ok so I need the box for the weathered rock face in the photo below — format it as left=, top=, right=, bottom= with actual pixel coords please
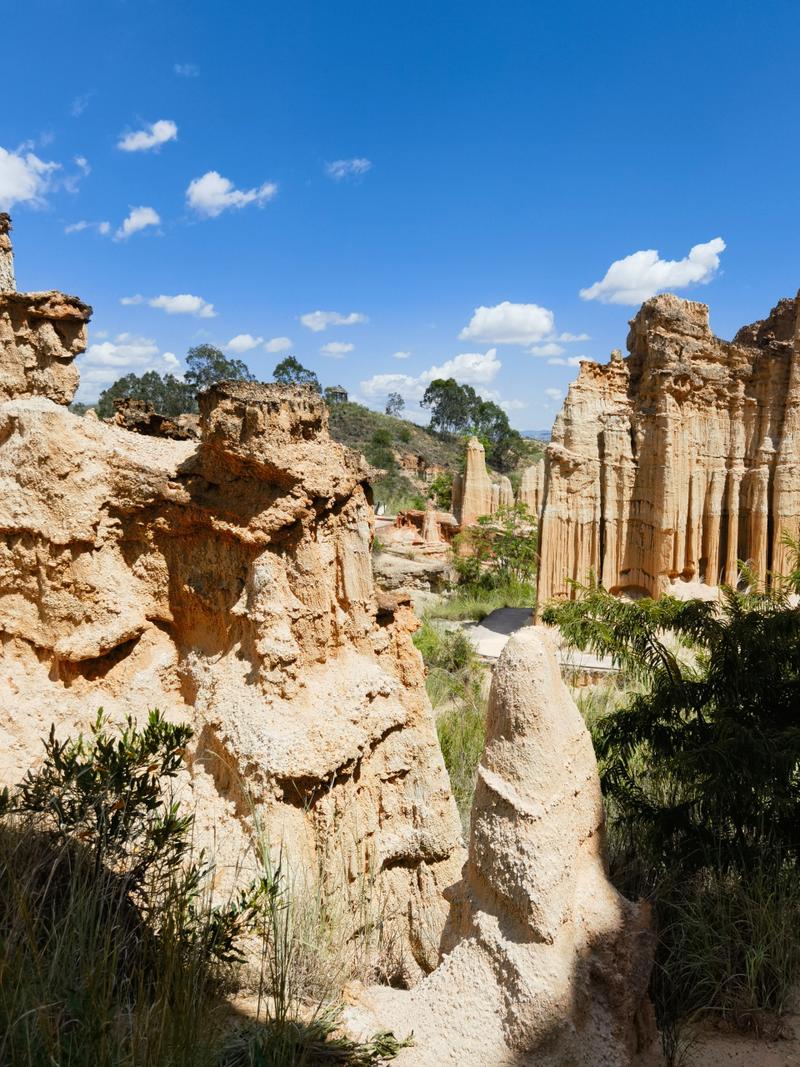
left=0, top=213, right=15, bottom=291
left=0, top=256, right=464, bottom=979
left=0, top=289, right=91, bottom=404
left=348, top=628, right=661, bottom=1066
left=518, top=457, right=545, bottom=517
left=454, top=436, right=493, bottom=525
left=537, top=292, right=800, bottom=607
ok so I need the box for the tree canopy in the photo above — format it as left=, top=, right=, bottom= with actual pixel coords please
left=421, top=377, right=525, bottom=471
left=184, top=344, right=254, bottom=390
left=273, top=356, right=321, bottom=393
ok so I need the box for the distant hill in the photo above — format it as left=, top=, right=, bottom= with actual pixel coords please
left=521, top=430, right=551, bottom=443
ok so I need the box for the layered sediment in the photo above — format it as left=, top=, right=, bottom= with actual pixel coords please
left=0, top=231, right=463, bottom=979
left=537, top=292, right=800, bottom=606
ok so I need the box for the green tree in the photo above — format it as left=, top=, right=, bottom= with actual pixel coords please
left=454, top=503, right=538, bottom=588
left=96, top=371, right=195, bottom=419
left=421, top=378, right=476, bottom=436
left=385, top=391, right=405, bottom=416
left=273, top=356, right=321, bottom=393
left=185, top=344, right=254, bottom=390
left=429, top=471, right=453, bottom=510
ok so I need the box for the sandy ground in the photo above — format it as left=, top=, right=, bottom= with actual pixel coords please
left=686, top=1015, right=800, bottom=1066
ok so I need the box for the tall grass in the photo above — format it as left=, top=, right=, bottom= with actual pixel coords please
left=425, top=579, right=535, bottom=622
left=414, top=622, right=487, bottom=828
left=0, top=714, right=410, bottom=1067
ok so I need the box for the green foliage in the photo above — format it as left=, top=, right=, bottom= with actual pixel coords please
left=546, top=557, right=800, bottom=1045
left=543, top=581, right=800, bottom=877
left=326, top=400, right=463, bottom=472
left=273, top=355, right=321, bottom=393
left=223, top=1012, right=411, bottom=1067
left=364, top=428, right=396, bottom=471
left=385, top=392, right=404, bottom=417
left=95, top=345, right=254, bottom=420
left=425, top=579, right=535, bottom=622
left=428, top=471, right=452, bottom=510
left=185, top=345, right=254, bottom=391
left=413, top=622, right=485, bottom=827
left=421, top=378, right=525, bottom=471
left=454, top=503, right=538, bottom=589
left=96, top=370, right=196, bottom=419
left=396, top=425, right=411, bottom=443
left=323, top=385, right=349, bottom=404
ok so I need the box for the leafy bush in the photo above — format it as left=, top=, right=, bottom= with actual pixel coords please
left=0, top=713, right=408, bottom=1067
left=453, top=503, right=537, bottom=590
left=545, top=562, right=800, bottom=1046
left=428, top=472, right=452, bottom=511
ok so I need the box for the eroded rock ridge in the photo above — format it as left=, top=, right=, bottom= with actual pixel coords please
left=537, top=292, right=800, bottom=606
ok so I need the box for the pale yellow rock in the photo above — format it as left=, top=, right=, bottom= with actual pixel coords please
left=0, top=268, right=464, bottom=979
left=536, top=292, right=800, bottom=608
left=346, top=628, right=661, bottom=1066
left=518, top=458, right=545, bottom=517
left=455, top=436, right=492, bottom=525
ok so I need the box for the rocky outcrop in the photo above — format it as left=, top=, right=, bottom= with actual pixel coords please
left=112, top=397, right=198, bottom=439
left=518, top=458, right=545, bottom=517
left=0, top=214, right=15, bottom=291
left=0, top=229, right=464, bottom=980
left=453, top=436, right=493, bottom=525
left=0, top=288, right=91, bottom=404
left=348, top=628, right=661, bottom=1066
left=537, top=292, right=800, bottom=607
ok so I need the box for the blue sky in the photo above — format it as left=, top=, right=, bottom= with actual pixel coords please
left=3, top=0, right=799, bottom=427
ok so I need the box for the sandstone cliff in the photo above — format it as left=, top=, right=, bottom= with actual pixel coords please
left=537, top=292, right=800, bottom=606
left=0, top=251, right=463, bottom=979
left=347, top=628, right=661, bottom=1066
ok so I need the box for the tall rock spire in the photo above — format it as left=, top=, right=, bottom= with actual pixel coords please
left=0, top=214, right=15, bottom=291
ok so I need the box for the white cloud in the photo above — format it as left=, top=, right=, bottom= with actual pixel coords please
left=120, top=294, right=144, bottom=305
left=361, top=349, right=501, bottom=403
left=114, top=206, right=161, bottom=240
left=0, top=146, right=60, bottom=210
left=65, top=217, right=110, bottom=236
left=264, top=336, right=292, bottom=353
left=70, top=94, right=91, bottom=118
left=74, top=156, right=90, bottom=176
left=75, top=333, right=182, bottom=402
left=579, top=237, right=726, bottom=305
left=547, top=355, right=585, bottom=366
left=529, top=342, right=565, bottom=357
left=300, top=309, right=368, bottom=332
left=118, top=119, right=178, bottom=153
left=320, top=341, right=354, bottom=358
left=558, top=331, right=590, bottom=342
left=149, top=294, right=216, bottom=318
left=459, top=301, right=555, bottom=345
left=186, top=170, right=277, bottom=217
left=174, top=63, right=199, bottom=77
left=226, top=333, right=263, bottom=353
left=545, top=387, right=563, bottom=401
left=392, top=350, right=411, bottom=360
left=325, top=158, right=372, bottom=181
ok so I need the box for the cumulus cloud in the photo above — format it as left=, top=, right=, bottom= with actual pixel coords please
left=226, top=333, right=263, bottom=353
left=580, top=237, right=726, bottom=305
left=75, top=333, right=183, bottom=402
left=118, top=120, right=178, bottom=153
left=547, top=355, right=585, bottom=367
left=264, top=336, right=292, bottom=353
left=115, top=206, right=161, bottom=240
left=459, top=301, right=555, bottom=345
left=392, top=351, right=411, bottom=360
left=320, top=341, right=354, bottom=358
left=186, top=170, right=277, bottom=217
left=529, top=342, right=565, bottom=357
left=361, top=349, right=501, bottom=403
left=325, top=158, right=372, bottom=181
left=149, top=294, right=216, bottom=318
left=174, top=63, right=199, bottom=77
left=300, top=309, right=368, bottom=332
left=0, top=145, right=60, bottom=210
left=545, top=387, right=563, bottom=401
